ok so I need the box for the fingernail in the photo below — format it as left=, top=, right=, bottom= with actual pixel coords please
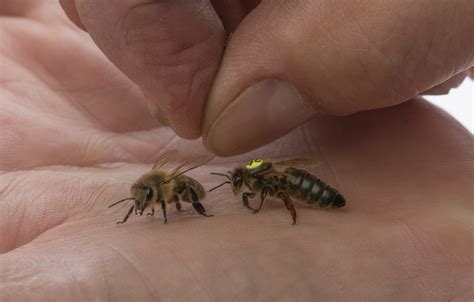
left=146, top=93, right=202, bottom=139
left=147, top=99, right=170, bottom=126
left=206, top=79, right=315, bottom=156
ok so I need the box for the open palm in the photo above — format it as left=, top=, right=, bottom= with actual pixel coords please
left=0, top=2, right=471, bottom=301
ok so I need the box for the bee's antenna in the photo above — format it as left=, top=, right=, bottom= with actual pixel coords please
left=210, top=172, right=231, bottom=180
left=108, top=197, right=136, bottom=208
left=208, top=181, right=231, bottom=192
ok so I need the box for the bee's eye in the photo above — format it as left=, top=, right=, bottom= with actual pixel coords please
left=233, top=173, right=243, bottom=187
left=145, top=187, right=153, bottom=200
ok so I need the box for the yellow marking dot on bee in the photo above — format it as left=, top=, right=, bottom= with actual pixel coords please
left=246, top=159, right=263, bottom=169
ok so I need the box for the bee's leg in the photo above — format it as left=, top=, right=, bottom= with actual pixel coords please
left=147, top=208, right=155, bottom=216
left=171, top=195, right=183, bottom=211
left=242, top=192, right=256, bottom=211
left=160, top=199, right=168, bottom=223
left=253, top=187, right=268, bottom=214
left=278, top=193, right=297, bottom=225
left=192, top=201, right=213, bottom=217
left=117, top=205, right=134, bottom=225
left=186, top=187, right=213, bottom=217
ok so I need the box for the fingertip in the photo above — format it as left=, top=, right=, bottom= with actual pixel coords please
left=147, top=97, right=202, bottom=139
left=203, top=79, right=315, bottom=157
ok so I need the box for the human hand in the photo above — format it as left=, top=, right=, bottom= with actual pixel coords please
left=0, top=2, right=472, bottom=301
left=59, top=0, right=473, bottom=155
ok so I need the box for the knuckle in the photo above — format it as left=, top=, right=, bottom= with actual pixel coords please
left=116, top=1, right=224, bottom=112
left=121, top=2, right=223, bottom=68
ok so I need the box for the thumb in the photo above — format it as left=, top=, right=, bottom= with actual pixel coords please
left=203, top=0, right=474, bottom=156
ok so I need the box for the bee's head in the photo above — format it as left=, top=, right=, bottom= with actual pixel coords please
left=229, top=168, right=244, bottom=195
left=131, top=184, right=154, bottom=215
left=209, top=168, right=245, bottom=195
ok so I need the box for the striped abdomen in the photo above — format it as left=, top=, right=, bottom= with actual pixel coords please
left=284, top=168, right=345, bottom=208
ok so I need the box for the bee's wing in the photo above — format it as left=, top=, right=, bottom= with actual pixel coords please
left=273, top=158, right=320, bottom=168
left=164, top=154, right=215, bottom=183
left=151, top=150, right=180, bottom=170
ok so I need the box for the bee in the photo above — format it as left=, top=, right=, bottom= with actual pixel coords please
left=209, top=158, right=345, bottom=224
left=109, top=151, right=213, bottom=224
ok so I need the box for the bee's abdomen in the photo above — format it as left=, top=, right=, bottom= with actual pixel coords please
left=285, top=168, right=345, bottom=208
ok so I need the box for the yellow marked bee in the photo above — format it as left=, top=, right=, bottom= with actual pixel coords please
left=210, top=158, right=345, bottom=224
left=109, top=151, right=213, bottom=224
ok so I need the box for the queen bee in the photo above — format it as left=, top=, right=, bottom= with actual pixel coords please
left=210, top=159, right=345, bottom=224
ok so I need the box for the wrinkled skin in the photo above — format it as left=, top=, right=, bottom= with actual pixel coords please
left=0, top=2, right=472, bottom=302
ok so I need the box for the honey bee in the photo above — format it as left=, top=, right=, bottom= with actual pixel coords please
left=109, top=151, right=213, bottom=224
left=209, top=158, right=345, bottom=224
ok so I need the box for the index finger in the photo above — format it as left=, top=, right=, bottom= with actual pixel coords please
left=60, top=0, right=225, bottom=139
